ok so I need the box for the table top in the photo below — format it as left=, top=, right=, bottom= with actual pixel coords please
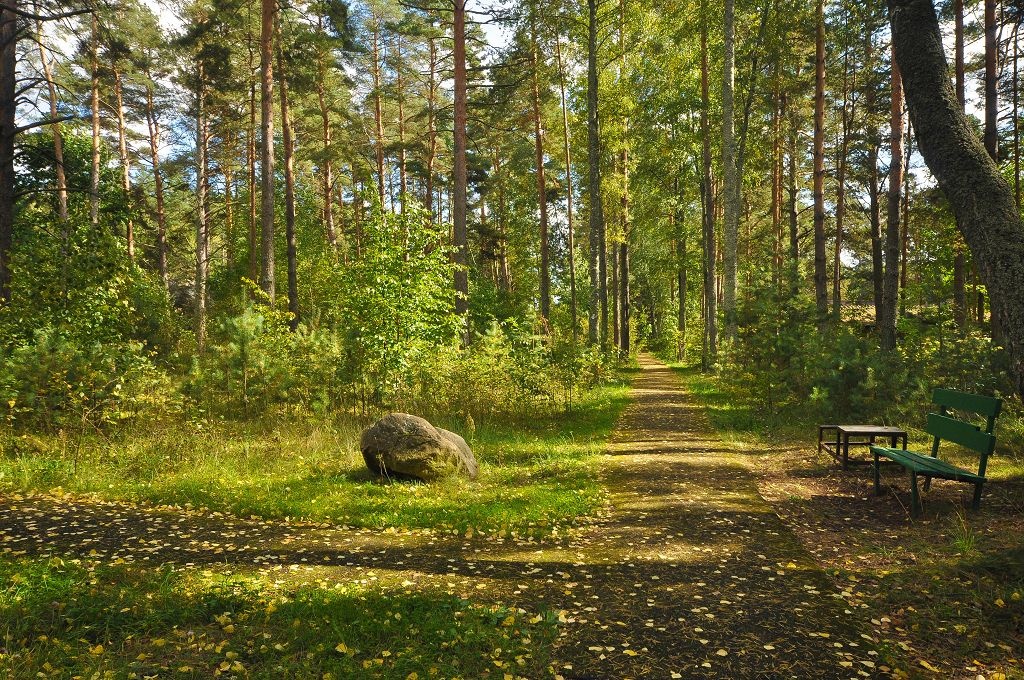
left=836, top=425, right=907, bottom=435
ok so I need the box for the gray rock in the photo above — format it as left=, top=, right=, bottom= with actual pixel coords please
left=360, top=413, right=478, bottom=481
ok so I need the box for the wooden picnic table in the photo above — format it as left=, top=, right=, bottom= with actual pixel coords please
left=818, top=424, right=908, bottom=470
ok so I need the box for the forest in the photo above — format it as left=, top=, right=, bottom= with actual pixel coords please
left=1, top=0, right=1023, bottom=677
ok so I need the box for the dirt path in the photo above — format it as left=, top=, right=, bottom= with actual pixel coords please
left=0, top=356, right=882, bottom=678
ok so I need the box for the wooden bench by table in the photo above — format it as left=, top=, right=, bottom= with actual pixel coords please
left=819, top=424, right=907, bottom=470
left=870, top=388, right=1002, bottom=517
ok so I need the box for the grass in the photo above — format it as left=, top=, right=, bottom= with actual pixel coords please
left=670, top=362, right=1024, bottom=676
left=0, top=555, right=560, bottom=679
left=0, top=384, right=631, bottom=536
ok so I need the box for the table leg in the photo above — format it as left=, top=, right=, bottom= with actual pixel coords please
left=842, top=433, right=849, bottom=470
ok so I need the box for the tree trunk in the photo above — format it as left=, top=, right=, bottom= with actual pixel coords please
left=984, top=0, right=998, bottom=161
left=586, top=0, right=604, bottom=346
left=701, top=15, right=717, bottom=368
left=426, top=32, right=438, bottom=220
left=36, top=23, right=68, bottom=225
left=881, top=50, right=904, bottom=352
left=785, top=94, right=799, bottom=293
left=951, top=0, right=967, bottom=327
left=0, top=0, right=15, bottom=302
left=721, top=0, right=738, bottom=339
left=620, top=150, right=630, bottom=354
left=144, top=83, right=168, bottom=288
left=888, top=0, right=1024, bottom=397
left=864, top=22, right=884, bottom=323
left=316, top=38, right=337, bottom=248
left=277, top=26, right=298, bottom=330
left=195, top=73, right=209, bottom=350
left=371, top=15, right=386, bottom=210
left=556, top=36, right=577, bottom=341
left=113, top=68, right=134, bottom=260
left=396, top=35, right=407, bottom=210
left=812, top=0, right=828, bottom=325
left=833, top=21, right=853, bottom=320
left=248, top=33, right=259, bottom=283
left=90, top=11, right=100, bottom=228
left=224, top=141, right=235, bottom=269
left=453, top=0, right=469, bottom=323
left=771, top=87, right=782, bottom=289
left=531, top=7, right=550, bottom=324
left=259, top=0, right=276, bottom=301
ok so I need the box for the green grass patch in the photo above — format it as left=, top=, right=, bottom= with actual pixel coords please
left=0, top=556, right=560, bottom=679
left=0, top=384, right=630, bottom=535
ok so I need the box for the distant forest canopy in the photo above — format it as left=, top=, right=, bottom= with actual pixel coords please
left=1, top=0, right=1022, bottom=429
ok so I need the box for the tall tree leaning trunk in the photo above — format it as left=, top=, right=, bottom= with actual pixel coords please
left=556, top=36, right=577, bottom=341
left=952, top=0, right=967, bottom=326
left=531, top=6, right=550, bottom=324
left=721, top=0, right=738, bottom=340
left=0, top=0, right=15, bottom=302
left=453, top=0, right=469, bottom=324
left=259, top=0, right=276, bottom=301
left=277, top=26, right=298, bottom=330
left=36, top=25, right=68, bottom=225
left=89, top=11, right=100, bottom=228
left=113, top=68, right=134, bottom=259
left=812, top=0, right=828, bottom=326
left=586, top=0, right=603, bottom=346
left=888, top=0, right=1024, bottom=398
left=700, top=15, right=718, bottom=368
left=144, top=82, right=168, bottom=288
left=880, top=52, right=904, bottom=352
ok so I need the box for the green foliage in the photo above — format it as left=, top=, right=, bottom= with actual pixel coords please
left=0, top=327, right=175, bottom=431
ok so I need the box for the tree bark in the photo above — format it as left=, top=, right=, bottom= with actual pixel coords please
left=90, top=11, right=100, bottom=228
left=0, top=0, right=15, bottom=302
left=984, top=0, right=998, bottom=161
left=113, top=68, right=134, bottom=260
left=556, top=35, right=577, bottom=341
left=881, top=51, right=904, bottom=352
left=531, top=6, right=550, bottom=324
left=426, top=31, right=438, bottom=220
left=316, top=28, right=337, bottom=248
left=36, top=23, right=68, bottom=225
left=953, top=0, right=966, bottom=326
left=371, top=14, right=387, bottom=210
left=888, top=0, right=1024, bottom=397
left=247, top=20, right=259, bottom=284
left=586, top=0, right=604, bottom=346
left=833, top=35, right=853, bottom=320
left=453, top=0, right=469, bottom=323
left=277, top=25, right=298, bottom=330
left=812, top=0, right=828, bottom=325
left=195, top=71, right=209, bottom=350
left=144, top=83, right=168, bottom=288
left=701, top=15, right=717, bottom=368
left=721, top=0, right=738, bottom=339
left=259, top=0, right=276, bottom=301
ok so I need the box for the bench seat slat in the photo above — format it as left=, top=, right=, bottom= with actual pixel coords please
left=870, top=446, right=985, bottom=483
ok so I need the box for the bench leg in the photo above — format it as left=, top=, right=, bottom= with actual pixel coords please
left=873, top=452, right=882, bottom=496
left=972, top=482, right=984, bottom=511
left=923, top=475, right=932, bottom=492
left=910, top=471, right=921, bottom=518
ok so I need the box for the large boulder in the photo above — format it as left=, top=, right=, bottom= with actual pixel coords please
left=360, top=413, right=478, bottom=481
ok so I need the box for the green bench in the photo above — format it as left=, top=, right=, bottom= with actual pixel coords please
left=870, top=388, right=1002, bottom=517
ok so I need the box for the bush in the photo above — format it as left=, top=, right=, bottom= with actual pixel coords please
left=0, top=327, right=175, bottom=431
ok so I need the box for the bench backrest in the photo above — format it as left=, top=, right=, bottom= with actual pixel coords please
left=927, top=387, right=1002, bottom=478
left=932, top=388, right=1002, bottom=434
